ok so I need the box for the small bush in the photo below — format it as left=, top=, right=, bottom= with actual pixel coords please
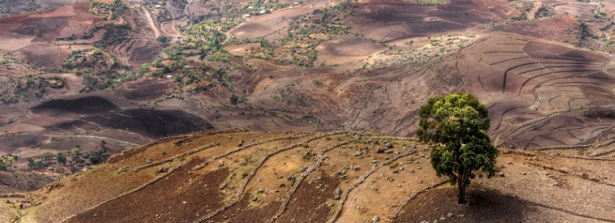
left=389, top=162, right=399, bottom=168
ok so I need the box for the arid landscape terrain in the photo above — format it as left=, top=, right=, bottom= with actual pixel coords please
left=0, top=0, right=614, bottom=222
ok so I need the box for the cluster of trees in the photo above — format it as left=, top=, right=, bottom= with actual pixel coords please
left=25, top=142, right=111, bottom=169
left=0, top=154, right=19, bottom=171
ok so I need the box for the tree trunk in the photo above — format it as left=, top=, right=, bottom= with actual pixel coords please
left=457, top=178, right=466, bottom=204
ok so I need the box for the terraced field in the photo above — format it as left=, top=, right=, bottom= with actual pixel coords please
left=17, top=130, right=615, bottom=223
left=456, top=36, right=615, bottom=150
left=108, top=39, right=160, bottom=67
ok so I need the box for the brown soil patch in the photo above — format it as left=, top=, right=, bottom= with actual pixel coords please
left=80, top=109, right=214, bottom=138
left=0, top=3, right=100, bottom=42
left=0, top=134, right=47, bottom=155
left=455, top=35, right=615, bottom=148
left=394, top=187, right=534, bottom=223
left=30, top=95, right=213, bottom=138
left=130, top=40, right=162, bottom=67
left=348, top=0, right=509, bottom=43
left=315, top=35, right=385, bottom=69
left=67, top=159, right=229, bottom=223
left=116, top=78, right=173, bottom=102
left=0, top=171, right=58, bottom=193
left=30, top=96, right=120, bottom=115
left=208, top=192, right=281, bottom=222
left=224, top=43, right=262, bottom=56
left=491, top=15, right=580, bottom=44
left=8, top=43, right=69, bottom=68
left=277, top=173, right=339, bottom=222
left=230, top=5, right=314, bottom=40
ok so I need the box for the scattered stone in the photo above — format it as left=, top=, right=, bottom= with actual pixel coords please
left=419, top=180, right=423, bottom=184
left=355, top=151, right=363, bottom=157
left=552, top=182, right=559, bottom=186
left=156, top=167, right=169, bottom=173
left=499, top=173, right=505, bottom=177
left=250, top=195, right=258, bottom=201
left=440, top=216, right=446, bottom=221
left=507, top=161, right=512, bottom=164
left=218, top=161, right=224, bottom=167
left=146, top=158, right=153, bottom=164
left=521, top=172, right=527, bottom=175
left=334, top=188, right=342, bottom=200
left=257, top=188, right=264, bottom=193
left=410, top=169, right=415, bottom=173
left=447, top=213, right=453, bottom=217
left=238, top=140, right=244, bottom=147
left=372, top=216, right=380, bottom=223
left=371, top=186, right=378, bottom=191
left=458, top=214, right=465, bottom=218
left=218, top=182, right=227, bottom=190
left=385, top=142, right=393, bottom=149
left=116, top=167, right=127, bottom=174
left=353, top=165, right=361, bottom=171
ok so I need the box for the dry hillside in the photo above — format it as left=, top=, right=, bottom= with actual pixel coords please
left=5, top=130, right=613, bottom=223
left=0, top=0, right=615, bottom=221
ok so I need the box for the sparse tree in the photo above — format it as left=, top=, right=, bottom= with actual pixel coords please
left=56, top=152, right=67, bottom=165
left=418, top=93, right=498, bottom=203
left=27, top=157, right=35, bottom=168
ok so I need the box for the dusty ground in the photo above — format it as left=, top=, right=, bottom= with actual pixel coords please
left=0, top=1, right=614, bottom=221
left=9, top=131, right=614, bottom=223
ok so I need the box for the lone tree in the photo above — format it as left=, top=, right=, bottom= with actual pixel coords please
left=418, top=93, right=498, bottom=203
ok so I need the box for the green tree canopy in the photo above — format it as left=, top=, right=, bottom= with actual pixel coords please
left=57, top=152, right=67, bottom=165
left=418, top=92, right=498, bottom=203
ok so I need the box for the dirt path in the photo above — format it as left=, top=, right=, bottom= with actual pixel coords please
left=158, top=0, right=193, bottom=38
left=140, top=6, right=160, bottom=38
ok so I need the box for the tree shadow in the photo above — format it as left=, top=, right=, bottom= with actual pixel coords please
left=394, top=186, right=537, bottom=223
